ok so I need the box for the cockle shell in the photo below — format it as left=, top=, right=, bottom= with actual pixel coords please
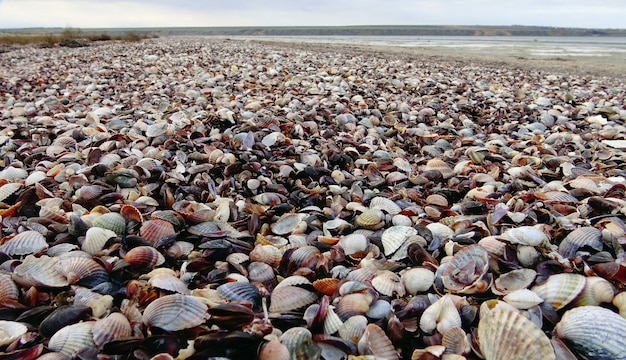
left=502, top=289, right=544, bottom=309
left=123, top=246, right=165, bottom=269
left=92, top=212, right=126, bottom=235
left=0, top=182, right=21, bottom=202
left=338, top=315, right=368, bottom=344
left=423, top=159, right=454, bottom=179
left=142, top=294, right=209, bottom=331
left=338, top=233, right=369, bottom=256
left=478, top=306, right=555, bottom=360
left=381, top=225, right=418, bottom=256
left=492, top=268, right=537, bottom=295
left=401, top=267, right=435, bottom=295
left=12, top=255, right=69, bottom=288
left=371, top=270, right=405, bottom=297
left=217, top=281, right=262, bottom=311
left=441, top=326, right=471, bottom=355
left=0, top=321, right=28, bottom=346
left=554, top=306, right=626, bottom=360
left=356, top=208, right=386, bottom=230
left=572, top=276, right=615, bottom=306
left=279, top=327, right=321, bottom=360
left=500, top=226, right=548, bottom=246
left=269, top=285, right=318, bottom=313
left=148, top=273, right=190, bottom=295
left=271, top=213, right=306, bottom=235
left=357, top=323, right=400, bottom=360
left=0, top=230, right=48, bottom=256
left=93, top=312, right=132, bottom=348
left=442, top=244, right=490, bottom=294
left=531, top=273, right=586, bottom=311
left=558, top=226, right=603, bottom=258
left=82, top=227, right=117, bottom=255
left=369, top=196, right=401, bottom=215
left=420, top=295, right=462, bottom=334
left=139, top=219, right=176, bottom=244
left=48, top=321, right=96, bottom=358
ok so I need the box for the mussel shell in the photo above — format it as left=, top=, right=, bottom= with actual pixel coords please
left=39, top=305, right=93, bottom=338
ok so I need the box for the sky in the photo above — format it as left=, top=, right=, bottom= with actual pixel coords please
left=0, top=0, right=624, bottom=29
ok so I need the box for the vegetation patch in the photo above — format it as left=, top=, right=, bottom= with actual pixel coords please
left=0, top=27, right=157, bottom=47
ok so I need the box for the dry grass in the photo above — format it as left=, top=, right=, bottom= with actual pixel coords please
left=0, top=27, right=157, bottom=46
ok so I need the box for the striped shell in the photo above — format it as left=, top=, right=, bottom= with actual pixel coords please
left=0, top=274, right=19, bottom=302
left=401, top=267, right=435, bottom=295
left=271, top=213, right=305, bottom=235
left=24, top=171, right=47, bottom=186
left=48, top=321, right=96, bottom=358
left=369, top=197, right=401, bottom=215
left=0, top=230, right=48, bottom=256
left=357, top=323, right=399, bottom=360
left=500, top=226, right=548, bottom=246
left=217, top=282, right=262, bottom=311
left=531, top=273, right=586, bottom=311
left=558, top=226, right=602, bottom=258
left=12, top=255, right=69, bottom=288
left=92, top=212, right=126, bottom=235
left=142, top=294, right=209, bottom=331
left=339, top=315, right=368, bottom=344
left=0, top=182, right=21, bottom=202
left=478, top=307, right=555, bottom=360
left=148, top=273, right=190, bottom=295
left=139, top=219, right=176, bottom=244
left=55, top=256, right=108, bottom=285
left=442, top=244, right=490, bottom=294
left=492, top=268, right=537, bottom=295
left=269, top=285, right=318, bottom=313
left=93, top=313, right=132, bottom=348
left=554, top=306, right=626, bottom=360
left=249, top=244, right=282, bottom=267
left=0, top=167, right=28, bottom=181
left=371, top=270, right=405, bottom=297
left=279, top=327, right=321, bottom=360
left=423, top=159, right=454, bottom=179
left=0, top=320, right=28, bottom=346
left=356, top=208, right=385, bottom=229
left=124, top=246, right=165, bottom=269
left=381, top=225, right=418, bottom=256
left=82, top=227, right=117, bottom=255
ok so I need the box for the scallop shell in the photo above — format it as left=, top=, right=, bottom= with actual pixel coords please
left=313, top=278, right=340, bottom=296
left=24, top=170, right=47, bottom=186
left=82, top=227, right=117, bottom=255
left=271, top=213, right=305, bottom=235
left=558, top=226, right=603, bottom=258
left=369, top=196, right=401, bottom=215
left=0, top=230, right=48, bottom=256
left=492, top=268, right=537, bottom=295
left=554, top=306, right=626, bottom=360
left=420, top=294, right=462, bottom=334
left=572, top=276, right=615, bottom=306
left=139, top=219, right=176, bottom=244
left=381, top=225, right=418, bottom=256
left=0, top=182, right=21, bottom=202
left=165, top=241, right=195, bottom=259
left=478, top=307, right=555, bottom=360
left=401, top=267, right=435, bottom=295
left=338, top=233, right=369, bottom=256
left=148, top=273, right=190, bottom=295
left=92, top=212, right=126, bottom=235
left=12, top=255, right=69, bottom=288
left=335, top=292, right=374, bottom=321
left=55, top=256, right=108, bottom=285
left=279, top=327, right=321, bottom=360
left=441, top=326, right=471, bottom=355
left=356, top=208, right=385, bottom=229
left=0, top=320, right=28, bottom=346
left=500, top=226, right=548, bottom=246
left=357, top=323, right=399, bottom=360
left=217, top=282, right=262, bottom=311
left=371, top=270, right=405, bottom=297
left=0, top=274, right=19, bottom=302
left=123, top=246, right=165, bottom=269
left=0, top=167, right=28, bottom=181
left=248, top=261, right=277, bottom=288
left=142, top=294, right=209, bottom=331
left=423, top=159, right=454, bottom=179
left=269, top=285, right=318, bottom=313
left=531, top=273, right=586, bottom=311
left=93, top=313, right=132, bottom=348
left=249, top=244, right=282, bottom=267
left=48, top=321, right=96, bottom=358
left=323, top=305, right=343, bottom=335
left=442, top=244, right=490, bottom=294
left=338, top=315, right=368, bottom=344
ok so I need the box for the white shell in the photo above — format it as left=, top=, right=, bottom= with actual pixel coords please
left=401, top=268, right=435, bottom=295
left=381, top=225, right=418, bottom=256
left=142, top=294, right=209, bottom=331
left=500, top=226, right=548, bottom=246
left=503, top=289, right=544, bottom=309
left=48, top=321, right=96, bottom=357
left=0, top=320, right=28, bottom=346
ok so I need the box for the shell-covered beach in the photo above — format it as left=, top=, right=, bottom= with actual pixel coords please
left=1, top=37, right=626, bottom=359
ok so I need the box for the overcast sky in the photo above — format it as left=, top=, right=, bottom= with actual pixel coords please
left=1, top=0, right=624, bottom=29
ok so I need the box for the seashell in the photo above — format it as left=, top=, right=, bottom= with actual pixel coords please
left=39, top=203, right=69, bottom=224
left=271, top=213, right=306, bottom=235
left=187, top=221, right=221, bottom=237
left=217, top=282, right=262, bottom=311
left=401, top=267, right=435, bottom=295
left=492, top=268, right=537, bottom=295
left=12, top=255, right=69, bottom=288
left=392, top=214, right=413, bottom=226
left=357, top=323, right=399, bottom=360
left=48, top=321, right=96, bottom=357
left=420, top=295, right=462, bottom=334
left=0, top=274, right=19, bottom=303
left=0, top=320, right=28, bottom=346
left=93, top=312, right=132, bottom=348
left=423, top=159, right=454, bottom=179
left=516, top=245, right=541, bottom=267
left=39, top=305, right=93, bottom=338
left=572, top=276, right=614, bottom=306
left=369, top=196, right=401, bottom=215
left=92, top=212, right=126, bottom=235
left=371, top=270, right=405, bottom=297
left=139, top=219, right=176, bottom=244
left=500, top=226, right=548, bottom=246
left=478, top=306, right=555, bottom=360
left=145, top=121, right=174, bottom=137
left=558, top=226, right=602, bottom=258
left=477, top=236, right=507, bottom=257
left=249, top=244, right=282, bottom=267
left=259, top=339, right=290, bottom=360
left=356, top=208, right=385, bottom=230
left=166, top=241, right=195, bottom=259
left=148, top=273, right=190, bottom=295
left=269, top=285, right=318, bottom=313
left=120, top=204, right=143, bottom=225
left=313, top=278, right=340, bottom=296
left=142, top=294, right=210, bottom=331
left=335, top=292, right=375, bottom=321
left=0, top=230, right=48, bottom=256
left=426, top=222, right=454, bottom=240
left=81, top=227, right=117, bottom=255
left=0, top=182, right=21, bottom=202
left=279, top=327, right=321, bottom=360
left=381, top=225, right=418, bottom=256
left=531, top=273, right=586, bottom=311
left=124, top=246, right=165, bottom=269
left=338, top=315, right=368, bottom=344
left=0, top=167, right=28, bottom=181
left=323, top=305, right=343, bottom=335
left=442, top=244, right=490, bottom=294
left=337, top=233, right=369, bottom=256
left=55, top=256, right=108, bottom=286
left=502, top=289, right=544, bottom=309
left=441, top=326, right=471, bottom=355
left=366, top=299, right=392, bottom=319
left=613, top=292, right=626, bottom=318
left=554, top=306, right=626, bottom=360
left=25, top=170, right=47, bottom=186
left=248, top=261, right=277, bottom=289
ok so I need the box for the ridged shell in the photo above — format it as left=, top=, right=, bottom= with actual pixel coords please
left=371, top=270, right=405, bottom=297
left=313, top=278, right=340, bottom=296
left=269, top=286, right=318, bottom=312
left=142, top=294, right=209, bottom=331
left=356, top=208, right=385, bottom=229
left=12, top=255, right=69, bottom=288
left=401, top=267, right=435, bottom=295
left=55, top=257, right=108, bottom=285
left=82, top=227, right=117, bottom=255
left=279, top=327, right=321, bottom=360
left=531, top=273, right=586, bottom=311
left=271, top=213, right=305, bottom=235
left=0, top=167, right=28, bottom=181
left=24, top=170, right=47, bottom=186
left=420, top=295, right=462, bottom=334
left=357, top=323, right=399, bottom=360
left=165, top=241, right=195, bottom=259
left=442, top=244, right=490, bottom=294
left=369, top=197, right=401, bottom=215
left=572, top=276, right=615, bottom=306
left=0, top=230, right=48, bottom=256
left=148, top=273, right=190, bottom=295
left=558, top=226, right=602, bottom=258
left=249, top=244, right=282, bottom=267
left=554, top=306, right=626, bottom=360
left=0, top=182, right=21, bottom=202
left=424, top=159, right=454, bottom=179
left=217, top=282, right=262, bottom=311
left=335, top=292, right=375, bottom=321
left=502, top=289, right=545, bottom=309
left=0, top=274, right=19, bottom=302
left=93, top=313, right=132, bottom=348
left=139, top=219, right=176, bottom=244
left=337, top=315, right=368, bottom=344
left=381, top=225, right=418, bottom=256
left=492, top=268, right=537, bottom=295
left=323, top=306, right=343, bottom=335
left=478, top=307, right=555, bottom=360
left=441, top=326, right=471, bottom=355
left=338, top=233, right=369, bottom=256
left=124, top=246, right=165, bottom=268
left=48, top=321, right=96, bottom=358
left=92, top=212, right=126, bottom=235
left=500, top=226, right=548, bottom=246
left=0, top=320, right=28, bottom=346
left=120, top=204, right=143, bottom=224
left=247, top=261, right=277, bottom=287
